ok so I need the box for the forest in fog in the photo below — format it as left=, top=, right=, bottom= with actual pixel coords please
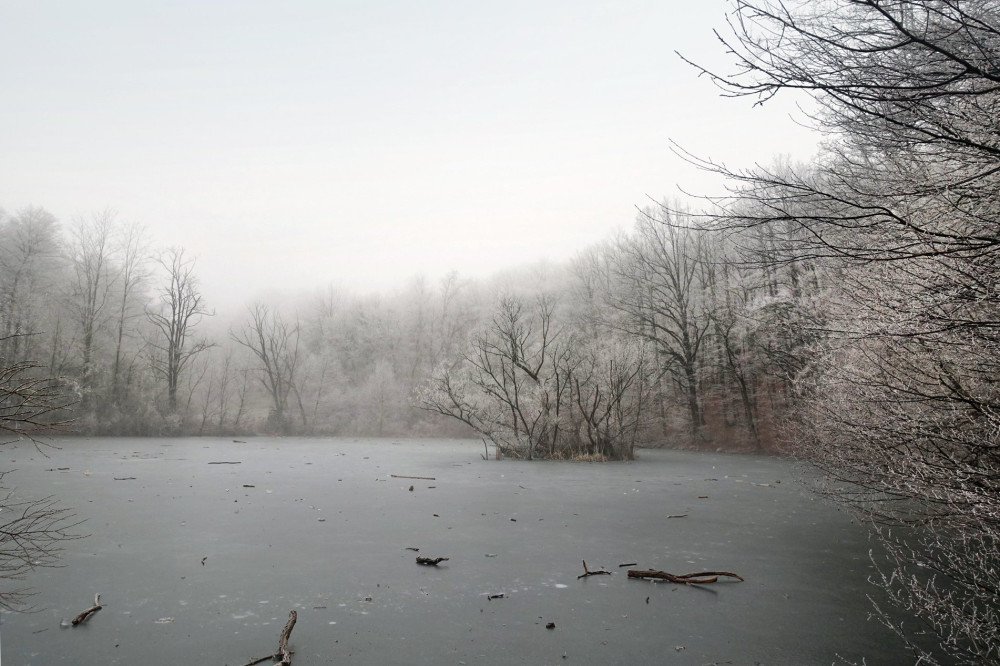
left=0, top=200, right=799, bottom=457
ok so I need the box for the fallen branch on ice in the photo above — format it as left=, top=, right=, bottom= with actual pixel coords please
left=416, top=556, right=449, bottom=566
left=243, top=610, right=297, bottom=666
left=577, top=560, right=611, bottom=579
left=627, top=569, right=744, bottom=584
left=72, top=593, right=103, bottom=625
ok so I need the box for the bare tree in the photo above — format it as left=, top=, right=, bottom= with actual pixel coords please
left=421, top=292, right=644, bottom=460
left=145, top=248, right=212, bottom=414
left=569, top=337, right=648, bottom=459
left=230, top=303, right=303, bottom=433
left=110, top=221, right=149, bottom=406
left=611, top=208, right=712, bottom=440
left=65, top=210, right=117, bottom=390
left=0, top=208, right=64, bottom=363
left=421, top=294, right=569, bottom=459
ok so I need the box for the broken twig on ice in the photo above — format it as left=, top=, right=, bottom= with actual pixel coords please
left=577, top=560, right=612, bottom=579
left=243, top=610, right=297, bottom=666
left=627, top=569, right=744, bottom=584
left=72, top=593, right=103, bottom=625
left=391, top=474, right=436, bottom=481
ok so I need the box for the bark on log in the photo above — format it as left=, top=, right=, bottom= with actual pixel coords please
left=277, top=610, right=296, bottom=665
left=627, top=569, right=744, bottom=584
left=243, top=609, right=297, bottom=666
left=71, top=593, right=103, bottom=625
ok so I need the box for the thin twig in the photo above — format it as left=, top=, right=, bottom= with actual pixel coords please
left=577, top=560, right=612, bottom=579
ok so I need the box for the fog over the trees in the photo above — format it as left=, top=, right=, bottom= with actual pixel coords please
left=0, top=1, right=818, bottom=314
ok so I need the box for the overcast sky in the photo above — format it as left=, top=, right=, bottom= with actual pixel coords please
left=1, top=1, right=818, bottom=315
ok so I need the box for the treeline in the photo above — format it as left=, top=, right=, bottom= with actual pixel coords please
left=0, top=202, right=810, bottom=455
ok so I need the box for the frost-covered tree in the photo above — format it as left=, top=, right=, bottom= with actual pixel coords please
left=0, top=207, right=64, bottom=364
left=230, top=303, right=304, bottom=433
left=686, top=1, right=1000, bottom=662
left=145, top=248, right=213, bottom=414
left=420, top=292, right=646, bottom=460
left=610, top=207, right=712, bottom=439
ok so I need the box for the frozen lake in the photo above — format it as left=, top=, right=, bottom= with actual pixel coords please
left=1, top=437, right=910, bottom=665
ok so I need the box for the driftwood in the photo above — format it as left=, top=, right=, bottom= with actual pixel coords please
left=577, top=560, right=611, bottom=579
left=416, top=556, right=449, bottom=566
left=391, top=474, right=436, bottom=481
left=72, top=593, right=103, bottom=625
left=627, top=569, right=744, bottom=584
left=243, top=610, right=297, bottom=666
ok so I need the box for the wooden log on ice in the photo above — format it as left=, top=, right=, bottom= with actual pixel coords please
left=72, top=593, right=103, bottom=625
left=416, top=556, right=449, bottom=566
left=626, top=569, right=744, bottom=584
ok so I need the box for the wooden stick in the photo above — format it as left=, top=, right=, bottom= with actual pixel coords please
left=277, top=610, right=296, bottom=665
left=72, top=593, right=103, bottom=625
left=577, top=560, right=612, bottom=579
left=627, top=569, right=744, bottom=584
left=243, top=610, right=297, bottom=666
left=391, top=474, right=436, bottom=480
left=416, top=556, right=449, bottom=566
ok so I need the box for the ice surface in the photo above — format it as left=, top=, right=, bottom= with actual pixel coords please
left=2, top=437, right=909, bottom=665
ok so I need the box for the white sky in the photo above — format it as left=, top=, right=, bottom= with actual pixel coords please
left=1, top=1, right=818, bottom=315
